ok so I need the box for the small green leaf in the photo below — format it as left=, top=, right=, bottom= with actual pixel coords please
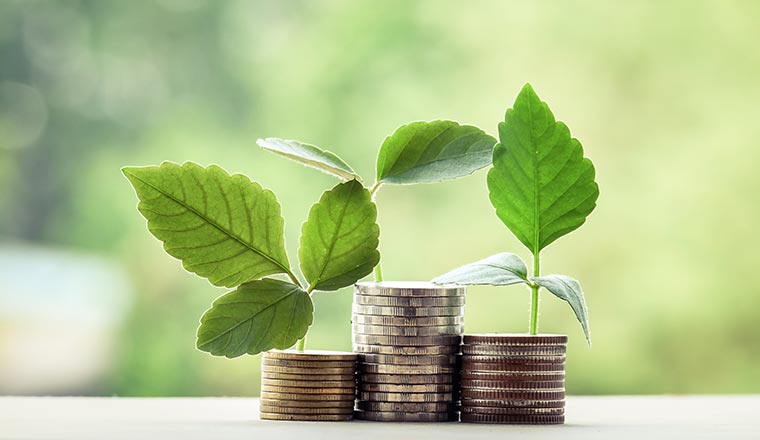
left=299, top=180, right=380, bottom=291
left=432, top=253, right=528, bottom=286
left=488, top=83, right=599, bottom=255
left=532, top=274, right=591, bottom=346
left=257, top=138, right=360, bottom=181
left=122, top=162, right=294, bottom=287
left=197, top=278, right=313, bottom=357
left=376, top=120, right=497, bottom=185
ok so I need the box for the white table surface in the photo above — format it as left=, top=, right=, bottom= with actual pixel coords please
left=1, top=396, right=758, bottom=440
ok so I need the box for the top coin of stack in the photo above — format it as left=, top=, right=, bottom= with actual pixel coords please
left=353, top=282, right=464, bottom=422
left=459, top=334, right=567, bottom=425
left=260, top=350, right=358, bottom=421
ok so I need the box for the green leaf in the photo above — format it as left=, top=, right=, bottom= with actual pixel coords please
left=299, top=179, right=380, bottom=291
left=376, top=120, right=497, bottom=185
left=197, top=278, right=313, bottom=357
left=487, top=84, right=599, bottom=254
left=122, top=162, right=295, bottom=288
left=257, top=138, right=360, bottom=181
left=532, top=274, right=591, bottom=346
left=432, top=253, right=528, bottom=286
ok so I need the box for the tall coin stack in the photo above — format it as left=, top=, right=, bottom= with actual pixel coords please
left=352, top=282, right=465, bottom=422
left=459, top=334, right=567, bottom=424
left=260, top=350, right=358, bottom=421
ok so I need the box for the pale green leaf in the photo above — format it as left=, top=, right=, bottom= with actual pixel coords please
left=487, top=84, right=599, bottom=254
left=432, top=253, right=528, bottom=286
left=257, top=138, right=360, bottom=181
left=532, top=274, right=591, bottom=346
left=196, top=278, right=313, bottom=357
left=299, top=180, right=380, bottom=291
left=122, top=162, right=295, bottom=288
left=376, top=120, right=497, bottom=185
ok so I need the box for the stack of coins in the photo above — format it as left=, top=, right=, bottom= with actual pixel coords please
left=459, top=334, right=567, bottom=424
left=352, top=282, right=465, bottom=422
left=260, top=350, right=357, bottom=421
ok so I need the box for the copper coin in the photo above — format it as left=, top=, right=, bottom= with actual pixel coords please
left=460, top=406, right=564, bottom=415
left=354, top=410, right=456, bottom=422
left=463, top=334, right=568, bottom=345
left=261, top=379, right=357, bottom=389
left=356, top=401, right=456, bottom=412
left=353, top=334, right=461, bottom=346
left=354, top=344, right=460, bottom=355
left=260, top=391, right=356, bottom=402
left=460, top=389, right=565, bottom=400
left=260, top=398, right=355, bottom=409
left=352, top=304, right=464, bottom=317
left=264, top=350, right=358, bottom=362
left=352, top=314, right=464, bottom=327
left=262, top=372, right=356, bottom=382
left=460, top=413, right=564, bottom=424
left=460, top=371, right=565, bottom=381
left=358, top=391, right=455, bottom=403
left=352, top=324, right=463, bottom=337
left=359, top=383, right=454, bottom=393
left=462, top=354, right=566, bottom=363
left=462, top=345, right=566, bottom=356
left=355, top=281, right=464, bottom=297
left=458, top=380, right=565, bottom=390
left=262, top=365, right=357, bottom=375
left=261, top=385, right=356, bottom=395
left=359, top=373, right=455, bottom=384
left=354, top=294, right=465, bottom=307
left=461, top=398, right=565, bottom=408
left=358, top=363, right=456, bottom=375
left=260, top=412, right=353, bottom=421
left=262, top=358, right=357, bottom=369
left=260, top=405, right=353, bottom=415
left=461, top=361, right=565, bottom=372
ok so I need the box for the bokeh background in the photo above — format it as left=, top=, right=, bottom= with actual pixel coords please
left=1, top=0, right=759, bottom=396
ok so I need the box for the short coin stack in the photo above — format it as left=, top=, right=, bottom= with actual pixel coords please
left=352, top=282, right=464, bottom=422
left=459, top=334, right=567, bottom=424
left=260, top=350, right=357, bottom=421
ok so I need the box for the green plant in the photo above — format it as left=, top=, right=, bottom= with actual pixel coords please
left=433, top=84, right=599, bottom=344
left=123, top=120, right=496, bottom=357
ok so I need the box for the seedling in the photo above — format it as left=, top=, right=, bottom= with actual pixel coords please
left=433, top=84, right=599, bottom=345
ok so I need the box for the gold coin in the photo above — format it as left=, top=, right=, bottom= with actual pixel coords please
left=259, top=405, right=354, bottom=415
left=264, top=350, right=358, bottom=362
left=262, top=365, right=356, bottom=375
left=359, top=354, right=457, bottom=365
left=262, top=358, right=357, bottom=369
left=354, top=294, right=465, bottom=307
left=359, top=373, right=455, bottom=384
left=354, top=410, right=456, bottom=422
left=261, top=385, right=356, bottom=395
left=260, top=398, right=355, bottom=409
left=352, top=314, right=464, bottom=327
left=259, top=412, right=353, bottom=421
left=353, top=344, right=459, bottom=355
left=261, top=378, right=356, bottom=388
left=352, top=304, right=464, bottom=317
left=262, top=372, right=356, bottom=382
left=353, top=334, right=461, bottom=347
left=352, top=324, right=462, bottom=336
left=359, top=383, right=454, bottom=393
left=260, top=391, right=355, bottom=402
left=358, top=391, right=455, bottom=403
left=358, top=363, right=456, bottom=375
left=355, top=281, right=464, bottom=297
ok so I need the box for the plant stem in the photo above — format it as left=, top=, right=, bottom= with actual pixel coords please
left=529, top=252, right=540, bottom=335
left=373, top=261, right=384, bottom=282
left=297, top=337, right=305, bottom=351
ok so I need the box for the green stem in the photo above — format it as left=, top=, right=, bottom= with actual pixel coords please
left=297, top=337, right=305, bottom=351
left=529, top=252, right=540, bottom=335
left=373, top=260, right=384, bottom=282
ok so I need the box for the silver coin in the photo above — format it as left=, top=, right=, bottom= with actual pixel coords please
left=462, top=354, right=566, bottom=364
left=358, top=363, right=456, bottom=375
left=462, top=345, right=566, bottom=356
left=359, top=373, right=455, bottom=384
left=262, top=372, right=356, bottom=382
left=352, top=304, right=464, bottom=317
left=359, top=383, right=454, bottom=393
left=352, top=314, right=464, bottom=327
left=260, top=391, right=356, bottom=402
left=260, top=399, right=355, bottom=409
left=259, top=405, right=354, bottom=415
left=359, top=354, right=457, bottom=365
left=262, top=358, right=357, bottom=369
left=354, top=294, right=465, bottom=307
left=358, top=391, right=455, bottom=403
left=261, top=378, right=357, bottom=388
left=353, top=334, right=462, bottom=346
left=352, top=324, right=463, bottom=336
left=356, top=401, right=456, bottom=412
left=355, top=281, right=464, bottom=297
left=264, top=350, right=358, bottom=362
left=354, top=344, right=460, bottom=355
left=354, top=410, right=457, bottom=422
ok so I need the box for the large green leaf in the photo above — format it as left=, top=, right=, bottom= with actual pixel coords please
left=376, top=120, right=497, bottom=185
left=487, top=84, right=599, bottom=254
left=532, top=274, right=591, bottom=346
left=299, top=180, right=380, bottom=291
left=432, top=253, right=528, bottom=286
left=123, top=162, right=295, bottom=287
left=196, top=278, right=313, bottom=357
left=257, top=138, right=360, bottom=181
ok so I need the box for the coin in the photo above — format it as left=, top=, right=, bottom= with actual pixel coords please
left=354, top=410, right=456, bottom=422
left=353, top=304, right=464, bottom=317
left=264, top=350, right=358, bottom=362
left=259, top=405, right=353, bottom=415
left=460, top=361, right=565, bottom=372
left=359, top=383, right=454, bottom=393
left=460, top=406, right=564, bottom=415
left=358, top=391, right=455, bottom=403
left=261, top=385, right=356, bottom=395
left=460, top=413, right=564, bottom=424
left=352, top=324, right=463, bottom=337
left=262, top=358, right=357, bottom=369
left=458, top=380, right=565, bottom=390
left=259, top=399, right=355, bottom=409
left=356, top=401, right=456, bottom=412
left=352, top=314, right=464, bottom=327
left=461, top=398, right=565, bottom=408
left=460, top=389, right=565, bottom=400
left=260, top=412, right=354, bottom=421
left=463, top=334, right=568, bottom=345
left=261, top=391, right=356, bottom=401
left=358, top=363, right=456, bottom=375
left=262, top=365, right=357, bottom=375
left=261, top=379, right=357, bottom=388
left=462, top=354, right=566, bottom=363
left=262, top=372, right=356, bottom=382
left=355, top=281, right=464, bottom=297
left=354, top=294, right=465, bottom=307
left=462, top=345, right=566, bottom=356
left=354, top=344, right=460, bottom=355
left=359, top=354, right=457, bottom=365
left=359, top=373, right=455, bottom=384
left=353, top=334, right=462, bottom=346
left=460, top=371, right=565, bottom=381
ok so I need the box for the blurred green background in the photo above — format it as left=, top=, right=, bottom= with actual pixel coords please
left=1, top=0, right=759, bottom=396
